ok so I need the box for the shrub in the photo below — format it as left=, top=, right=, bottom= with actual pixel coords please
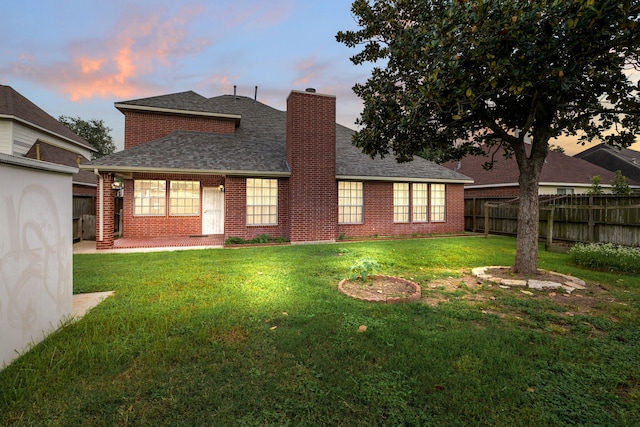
left=569, top=242, right=640, bottom=274
left=224, top=235, right=289, bottom=245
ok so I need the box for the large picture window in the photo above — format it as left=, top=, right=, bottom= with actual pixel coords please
left=170, top=181, right=200, bottom=216
left=431, top=184, right=446, bottom=221
left=412, top=183, right=429, bottom=222
left=393, top=183, right=409, bottom=223
left=134, top=180, right=166, bottom=216
left=338, top=181, right=363, bottom=224
left=246, top=178, right=278, bottom=225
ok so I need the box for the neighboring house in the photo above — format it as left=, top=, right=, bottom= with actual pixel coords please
left=83, top=89, right=472, bottom=249
left=442, top=145, right=638, bottom=197
left=0, top=85, right=97, bottom=196
left=575, top=143, right=640, bottom=184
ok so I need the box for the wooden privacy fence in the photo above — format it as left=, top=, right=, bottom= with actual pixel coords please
left=72, top=196, right=123, bottom=241
left=465, top=194, right=640, bottom=247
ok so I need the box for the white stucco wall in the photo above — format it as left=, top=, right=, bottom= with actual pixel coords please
left=0, top=154, right=76, bottom=369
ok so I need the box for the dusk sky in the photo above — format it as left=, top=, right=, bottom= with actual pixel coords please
left=2, top=0, right=638, bottom=154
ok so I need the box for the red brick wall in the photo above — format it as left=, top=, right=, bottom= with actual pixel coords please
left=73, top=184, right=96, bottom=197
left=123, top=111, right=236, bottom=149
left=122, top=173, right=224, bottom=237
left=96, top=173, right=115, bottom=249
left=224, top=176, right=290, bottom=240
left=286, top=90, right=337, bottom=242
left=337, top=182, right=466, bottom=238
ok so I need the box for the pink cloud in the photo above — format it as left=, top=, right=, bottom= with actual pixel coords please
left=10, top=3, right=213, bottom=102
left=293, top=56, right=330, bottom=86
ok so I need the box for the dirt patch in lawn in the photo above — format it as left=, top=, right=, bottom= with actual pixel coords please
left=423, top=272, right=620, bottom=319
left=339, top=275, right=421, bottom=303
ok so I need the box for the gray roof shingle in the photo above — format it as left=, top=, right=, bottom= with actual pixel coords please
left=91, top=92, right=472, bottom=182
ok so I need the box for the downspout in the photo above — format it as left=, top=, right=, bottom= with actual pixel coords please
left=94, top=169, right=104, bottom=241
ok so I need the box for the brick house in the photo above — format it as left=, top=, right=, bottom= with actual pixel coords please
left=0, top=85, right=97, bottom=196
left=84, top=89, right=472, bottom=249
left=443, top=145, right=639, bottom=197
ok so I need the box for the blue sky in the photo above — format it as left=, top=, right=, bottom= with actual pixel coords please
left=2, top=0, right=638, bottom=154
left=2, top=0, right=371, bottom=150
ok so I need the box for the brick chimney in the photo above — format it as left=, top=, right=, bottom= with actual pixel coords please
left=286, top=89, right=337, bottom=243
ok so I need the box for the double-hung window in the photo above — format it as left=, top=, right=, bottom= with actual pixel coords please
left=338, top=181, right=363, bottom=224
left=430, top=184, right=446, bottom=221
left=393, top=183, right=409, bottom=223
left=133, top=180, right=166, bottom=216
left=412, top=183, right=429, bottom=222
left=246, top=178, right=278, bottom=225
left=170, top=181, right=200, bottom=216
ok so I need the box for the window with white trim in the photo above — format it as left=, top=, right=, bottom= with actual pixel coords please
left=338, top=181, right=363, bottom=224
left=393, top=183, right=409, bottom=222
left=170, top=181, right=200, bottom=216
left=412, top=183, right=429, bottom=222
left=430, top=184, right=446, bottom=221
left=246, top=178, right=278, bottom=225
left=134, top=180, right=166, bottom=216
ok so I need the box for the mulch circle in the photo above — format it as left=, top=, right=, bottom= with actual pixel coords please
left=338, top=275, right=421, bottom=303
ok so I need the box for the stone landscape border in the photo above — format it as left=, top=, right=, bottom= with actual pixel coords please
left=472, top=266, right=586, bottom=294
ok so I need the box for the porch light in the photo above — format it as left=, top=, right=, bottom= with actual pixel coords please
left=219, top=184, right=225, bottom=192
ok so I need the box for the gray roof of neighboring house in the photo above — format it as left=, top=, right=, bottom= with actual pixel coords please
left=575, top=143, right=640, bottom=183
left=90, top=92, right=472, bottom=182
left=0, top=85, right=96, bottom=152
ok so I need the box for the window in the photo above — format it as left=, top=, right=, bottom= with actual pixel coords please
left=412, top=183, right=429, bottom=222
left=246, top=178, right=278, bottom=225
left=430, top=184, right=446, bottom=221
left=557, top=187, right=574, bottom=195
left=338, top=181, right=363, bottom=224
left=393, top=183, right=409, bottom=222
left=170, top=181, right=200, bottom=216
left=134, top=180, right=166, bottom=216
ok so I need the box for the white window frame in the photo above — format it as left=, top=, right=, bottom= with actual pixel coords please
left=393, top=183, right=410, bottom=223
left=169, top=181, right=200, bottom=216
left=430, top=184, right=446, bottom=222
left=246, top=178, right=278, bottom=226
left=338, top=181, right=363, bottom=224
left=133, top=179, right=166, bottom=216
left=412, top=183, right=429, bottom=222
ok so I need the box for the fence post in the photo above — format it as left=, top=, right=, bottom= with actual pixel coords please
left=484, top=202, right=489, bottom=239
left=587, top=196, right=596, bottom=242
left=547, top=206, right=554, bottom=248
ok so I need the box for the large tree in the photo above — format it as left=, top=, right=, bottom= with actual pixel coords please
left=58, top=115, right=116, bottom=159
left=337, top=0, right=640, bottom=273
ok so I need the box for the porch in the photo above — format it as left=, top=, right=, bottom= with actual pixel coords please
left=74, top=235, right=225, bottom=254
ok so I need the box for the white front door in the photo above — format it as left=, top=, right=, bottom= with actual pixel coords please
left=202, top=187, right=224, bottom=234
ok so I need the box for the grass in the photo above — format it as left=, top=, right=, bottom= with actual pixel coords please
left=1, top=236, right=639, bottom=426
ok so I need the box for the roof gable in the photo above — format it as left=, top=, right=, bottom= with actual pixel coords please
left=0, top=85, right=95, bottom=151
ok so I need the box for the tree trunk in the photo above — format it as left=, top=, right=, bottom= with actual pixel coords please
left=514, top=166, right=542, bottom=274
left=511, top=135, right=549, bottom=274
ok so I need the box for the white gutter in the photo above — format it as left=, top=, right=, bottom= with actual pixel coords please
left=336, top=175, right=474, bottom=184
left=94, top=169, right=103, bottom=242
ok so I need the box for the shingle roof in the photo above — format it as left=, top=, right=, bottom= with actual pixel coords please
left=24, top=141, right=96, bottom=186
left=575, top=143, right=640, bottom=183
left=0, top=85, right=95, bottom=151
left=443, top=145, right=640, bottom=187
left=90, top=92, right=472, bottom=182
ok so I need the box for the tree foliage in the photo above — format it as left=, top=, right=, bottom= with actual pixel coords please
left=587, top=175, right=604, bottom=195
left=610, top=170, right=632, bottom=194
left=337, top=0, right=640, bottom=273
left=58, top=115, right=116, bottom=159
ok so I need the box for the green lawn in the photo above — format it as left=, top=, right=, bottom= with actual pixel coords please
left=1, top=236, right=639, bottom=426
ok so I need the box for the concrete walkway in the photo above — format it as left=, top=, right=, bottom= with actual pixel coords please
left=72, top=291, right=115, bottom=319
left=73, top=240, right=222, bottom=254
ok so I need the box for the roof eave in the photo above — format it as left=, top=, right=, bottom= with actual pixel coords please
left=337, top=175, right=474, bottom=184
left=114, top=103, right=242, bottom=125
left=80, top=164, right=290, bottom=178
left=0, top=114, right=97, bottom=152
